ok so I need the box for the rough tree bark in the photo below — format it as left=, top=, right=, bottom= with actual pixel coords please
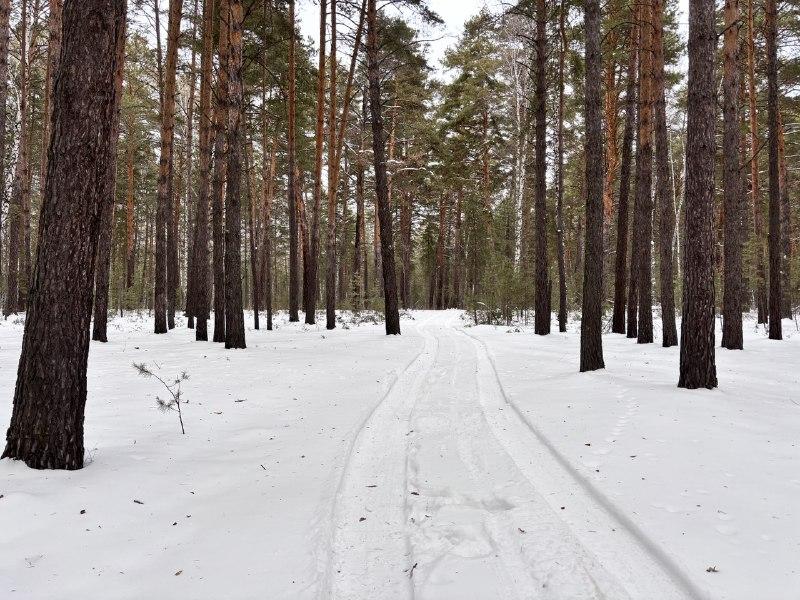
left=92, top=26, right=127, bottom=343
left=722, top=0, right=744, bottom=349
left=556, top=0, right=567, bottom=333
left=287, top=0, right=299, bottom=321
left=0, top=0, right=9, bottom=288
left=533, top=0, right=550, bottom=335
left=765, top=0, right=782, bottom=340
left=224, top=0, right=246, bottom=348
left=325, top=0, right=338, bottom=329
left=366, top=0, right=400, bottom=334
left=634, top=0, right=654, bottom=344
left=211, top=0, right=230, bottom=342
left=580, top=0, right=604, bottom=372
left=679, top=0, right=718, bottom=389
left=2, top=0, right=127, bottom=469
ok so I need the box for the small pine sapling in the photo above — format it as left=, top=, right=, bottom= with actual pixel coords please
left=133, top=362, right=189, bottom=434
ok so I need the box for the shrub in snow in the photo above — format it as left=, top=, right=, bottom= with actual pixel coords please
left=133, top=362, right=189, bottom=434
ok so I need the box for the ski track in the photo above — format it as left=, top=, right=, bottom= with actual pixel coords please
left=324, top=312, right=704, bottom=600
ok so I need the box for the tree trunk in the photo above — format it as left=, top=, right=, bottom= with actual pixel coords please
left=126, top=141, right=136, bottom=289
left=211, top=0, right=230, bottom=342
left=747, top=0, right=767, bottom=323
left=679, top=0, right=718, bottom=389
left=0, top=0, right=9, bottom=288
left=556, top=0, right=568, bottom=332
left=184, top=0, right=199, bottom=328
left=612, top=12, right=637, bottom=334
left=653, top=0, right=677, bottom=347
left=765, top=0, right=782, bottom=340
left=153, top=0, right=183, bottom=333
left=634, top=0, right=654, bottom=344
left=533, top=0, right=549, bottom=335
left=190, top=0, right=214, bottom=341
left=287, top=0, right=299, bottom=321
left=366, top=0, right=400, bottom=335
left=580, top=0, right=605, bottom=372
left=777, top=113, right=791, bottom=318
left=2, top=0, right=126, bottom=469
left=324, top=0, right=338, bottom=329
left=722, top=0, right=744, bottom=349
left=223, top=0, right=246, bottom=349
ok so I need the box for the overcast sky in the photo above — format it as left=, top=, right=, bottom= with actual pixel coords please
left=296, top=0, right=690, bottom=76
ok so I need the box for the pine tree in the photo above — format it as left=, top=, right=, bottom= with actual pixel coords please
left=2, top=0, right=127, bottom=469
left=679, top=0, right=717, bottom=390
left=580, top=0, right=604, bottom=372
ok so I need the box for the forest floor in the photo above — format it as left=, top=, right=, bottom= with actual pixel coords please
left=0, top=309, right=798, bottom=599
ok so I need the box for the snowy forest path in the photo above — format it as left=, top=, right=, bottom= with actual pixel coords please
left=324, top=312, right=698, bottom=600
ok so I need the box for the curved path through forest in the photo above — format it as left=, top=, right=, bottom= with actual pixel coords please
left=324, top=311, right=703, bottom=600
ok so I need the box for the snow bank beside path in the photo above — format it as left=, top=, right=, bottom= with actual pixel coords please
left=0, top=311, right=424, bottom=600
left=469, top=316, right=800, bottom=600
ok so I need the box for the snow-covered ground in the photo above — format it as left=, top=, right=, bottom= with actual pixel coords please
left=0, top=309, right=797, bottom=599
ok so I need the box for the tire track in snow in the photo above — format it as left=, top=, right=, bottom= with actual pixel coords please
left=460, top=326, right=709, bottom=600
left=322, top=314, right=438, bottom=600
left=405, top=321, right=631, bottom=600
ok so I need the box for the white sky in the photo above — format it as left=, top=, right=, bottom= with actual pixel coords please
left=297, top=0, right=690, bottom=75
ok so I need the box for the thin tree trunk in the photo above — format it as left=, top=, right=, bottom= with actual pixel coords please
left=777, top=113, right=791, bottom=318
left=324, top=0, right=338, bottom=329
left=366, top=0, right=400, bottom=334
left=287, top=0, right=299, bottom=321
left=153, top=0, right=184, bottom=333
left=653, top=0, right=678, bottom=347
left=211, top=0, right=230, bottom=342
left=2, top=0, right=126, bottom=469
left=765, top=0, right=782, bottom=339
left=747, top=0, right=767, bottom=323
left=612, top=12, right=638, bottom=334
left=556, top=0, right=567, bottom=332
left=533, top=0, right=549, bottom=335
left=126, top=141, right=136, bottom=289
left=184, top=0, right=199, bottom=327
left=679, top=0, right=718, bottom=389
left=722, top=0, right=744, bottom=349
left=190, top=0, right=214, bottom=341
left=306, top=0, right=327, bottom=324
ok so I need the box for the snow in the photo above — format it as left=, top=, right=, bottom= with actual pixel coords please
left=1, top=310, right=798, bottom=599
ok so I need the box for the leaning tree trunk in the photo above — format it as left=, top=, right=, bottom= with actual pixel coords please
left=224, top=0, right=245, bottom=349
left=366, top=0, right=400, bottom=335
left=721, top=0, right=744, bottom=350
left=653, top=0, right=677, bottom=347
left=765, top=0, right=782, bottom=340
left=679, top=0, right=718, bottom=389
left=635, top=0, right=654, bottom=344
left=2, top=0, right=127, bottom=470
left=533, top=0, right=550, bottom=335
left=190, top=0, right=214, bottom=341
left=580, top=0, right=604, bottom=372
left=612, top=13, right=638, bottom=334
left=153, top=0, right=184, bottom=333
